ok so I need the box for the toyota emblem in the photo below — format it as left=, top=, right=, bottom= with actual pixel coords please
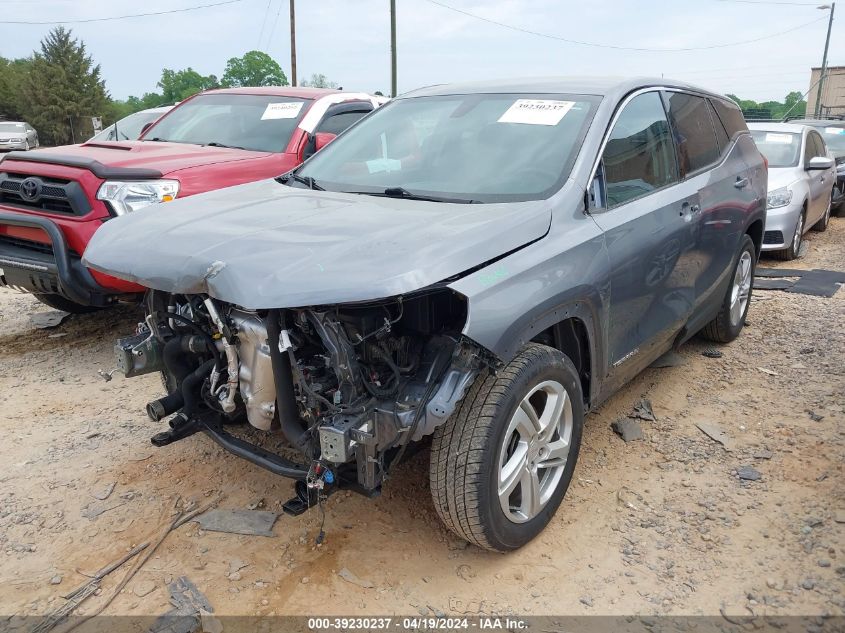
left=20, top=177, right=42, bottom=202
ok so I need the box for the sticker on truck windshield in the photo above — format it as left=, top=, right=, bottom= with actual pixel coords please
left=765, top=133, right=793, bottom=144
left=825, top=127, right=845, bottom=135
left=497, top=99, right=575, bottom=125
left=261, top=102, right=304, bottom=120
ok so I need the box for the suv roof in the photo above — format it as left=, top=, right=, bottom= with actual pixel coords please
left=402, top=76, right=724, bottom=100
left=201, top=86, right=343, bottom=99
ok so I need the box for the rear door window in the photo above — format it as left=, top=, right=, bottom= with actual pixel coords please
left=664, top=92, right=720, bottom=177
left=706, top=100, right=730, bottom=155
left=601, top=91, right=679, bottom=208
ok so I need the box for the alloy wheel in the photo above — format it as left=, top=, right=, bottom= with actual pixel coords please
left=792, top=214, right=804, bottom=254
left=498, top=380, right=573, bottom=523
left=729, top=250, right=753, bottom=327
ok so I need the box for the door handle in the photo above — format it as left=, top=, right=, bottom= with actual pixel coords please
left=734, top=177, right=749, bottom=189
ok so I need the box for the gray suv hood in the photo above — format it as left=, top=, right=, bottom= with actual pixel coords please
left=83, top=179, right=551, bottom=309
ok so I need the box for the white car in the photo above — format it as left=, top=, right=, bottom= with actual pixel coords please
left=749, top=122, right=835, bottom=260
left=89, top=106, right=173, bottom=142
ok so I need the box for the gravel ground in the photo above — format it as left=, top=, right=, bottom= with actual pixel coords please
left=0, top=218, right=843, bottom=622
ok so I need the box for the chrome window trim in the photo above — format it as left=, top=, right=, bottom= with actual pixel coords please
left=588, top=86, right=740, bottom=212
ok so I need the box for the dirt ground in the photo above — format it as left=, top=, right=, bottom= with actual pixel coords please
left=0, top=220, right=843, bottom=624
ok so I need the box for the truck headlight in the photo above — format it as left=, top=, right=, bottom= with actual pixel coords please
left=97, top=180, right=180, bottom=215
left=766, top=186, right=792, bottom=209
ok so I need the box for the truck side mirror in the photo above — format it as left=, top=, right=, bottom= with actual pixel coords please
left=314, top=132, right=337, bottom=152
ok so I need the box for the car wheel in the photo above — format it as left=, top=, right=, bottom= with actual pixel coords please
left=429, top=343, right=583, bottom=552
left=811, top=194, right=831, bottom=232
left=24, top=141, right=30, bottom=151
left=773, top=209, right=804, bottom=261
left=700, top=234, right=756, bottom=343
left=33, top=293, right=102, bottom=314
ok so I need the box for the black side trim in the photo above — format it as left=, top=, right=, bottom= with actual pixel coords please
left=0, top=211, right=107, bottom=305
left=1, top=151, right=163, bottom=179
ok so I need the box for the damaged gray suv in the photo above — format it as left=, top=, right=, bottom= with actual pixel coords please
left=83, top=78, right=767, bottom=552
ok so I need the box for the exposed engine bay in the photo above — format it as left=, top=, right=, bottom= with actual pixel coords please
left=115, top=288, right=485, bottom=508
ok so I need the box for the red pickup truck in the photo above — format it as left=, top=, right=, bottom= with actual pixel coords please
left=0, top=86, right=382, bottom=312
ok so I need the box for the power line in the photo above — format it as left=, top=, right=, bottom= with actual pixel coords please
left=265, top=0, right=284, bottom=54
left=256, top=0, right=273, bottom=51
left=714, top=0, right=822, bottom=6
left=0, top=0, right=245, bottom=24
left=422, top=0, right=828, bottom=52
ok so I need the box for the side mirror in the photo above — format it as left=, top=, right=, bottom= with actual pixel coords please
left=807, top=156, right=834, bottom=170
left=139, top=121, right=155, bottom=137
left=314, top=132, right=337, bottom=152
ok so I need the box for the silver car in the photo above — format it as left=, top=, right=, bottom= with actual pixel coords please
left=0, top=121, right=38, bottom=152
left=88, top=106, right=173, bottom=142
left=749, top=122, right=834, bottom=259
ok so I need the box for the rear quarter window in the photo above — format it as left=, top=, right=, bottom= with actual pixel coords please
left=711, top=98, right=749, bottom=139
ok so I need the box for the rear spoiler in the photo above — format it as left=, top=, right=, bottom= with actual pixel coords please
left=0, top=150, right=163, bottom=179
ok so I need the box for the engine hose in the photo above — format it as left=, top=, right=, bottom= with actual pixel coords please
left=148, top=336, right=215, bottom=421
left=153, top=311, right=222, bottom=369
left=181, top=359, right=216, bottom=418
left=266, top=309, right=313, bottom=457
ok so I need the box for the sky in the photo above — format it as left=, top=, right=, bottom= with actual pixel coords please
left=0, top=0, right=841, bottom=104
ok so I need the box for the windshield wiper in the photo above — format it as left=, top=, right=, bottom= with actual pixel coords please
left=145, top=137, right=169, bottom=142
left=205, top=141, right=248, bottom=150
left=277, top=172, right=324, bottom=191
left=345, top=187, right=475, bottom=203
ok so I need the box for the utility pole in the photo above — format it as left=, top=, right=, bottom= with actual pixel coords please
left=815, top=2, right=835, bottom=118
left=290, top=0, right=297, bottom=87
left=390, top=0, right=397, bottom=97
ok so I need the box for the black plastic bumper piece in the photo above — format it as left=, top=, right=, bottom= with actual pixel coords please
left=0, top=211, right=112, bottom=306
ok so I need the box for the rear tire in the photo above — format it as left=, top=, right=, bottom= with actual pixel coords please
left=700, top=234, right=755, bottom=343
left=33, top=293, right=101, bottom=314
left=429, top=343, right=584, bottom=552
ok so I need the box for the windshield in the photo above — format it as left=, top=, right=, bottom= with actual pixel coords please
left=297, top=93, right=598, bottom=203
left=142, top=93, right=310, bottom=152
left=0, top=122, right=26, bottom=133
left=750, top=130, right=801, bottom=168
left=91, top=110, right=163, bottom=142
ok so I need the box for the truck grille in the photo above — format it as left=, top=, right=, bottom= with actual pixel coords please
left=0, top=172, right=91, bottom=216
left=0, top=235, right=56, bottom=256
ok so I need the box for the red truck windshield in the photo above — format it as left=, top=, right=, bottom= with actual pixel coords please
left=142, top=93, right=310, bottom=153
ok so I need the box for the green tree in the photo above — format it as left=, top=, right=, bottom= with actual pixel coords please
left=0, top=57, right=31, bottom=120
left=221, top=50, right=287, bottom=87
left=20, top=27, right=109, bottom=145
left=157, top=67, right=218, bottom=103
left=300, top=73, right=338, bottom=89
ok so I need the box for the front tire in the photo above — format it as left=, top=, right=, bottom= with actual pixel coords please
left=773, top=209, right=804, bottom=261
left=811, top=194, right=831, bottom=232
left=700, top=234, right=755, bottom=343
left=33, top=293, right=102, bottom=314
left=429, top=343, right=584, bottom=552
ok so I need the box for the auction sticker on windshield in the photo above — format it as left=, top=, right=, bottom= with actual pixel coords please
left=261, top=102, right=304, bottom=120
left=765, top=133, right=794, bottom=144
left=825, top=127, right=845, bottom=135
left=498, top=99, right=575, bottom=125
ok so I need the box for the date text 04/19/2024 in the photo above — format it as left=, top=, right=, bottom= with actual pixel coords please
left=306, top=617, right=529, bottom=630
